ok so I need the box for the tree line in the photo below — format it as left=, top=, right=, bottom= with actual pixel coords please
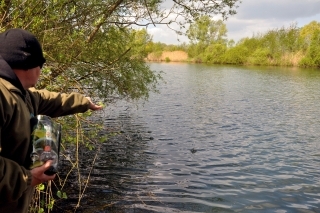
left=146, top=17, right=320, bottom=68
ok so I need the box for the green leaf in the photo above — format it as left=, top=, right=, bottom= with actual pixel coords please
left=57, top=190, right=62, bottom=198
left=57, top=190, right=68, bottom=199
left=62, top=192, right=68, bottom=199
left=37, top=183, right=45, bottom=191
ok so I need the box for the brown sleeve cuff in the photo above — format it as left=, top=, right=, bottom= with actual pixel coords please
left=25, top=169, right=33, bottom=187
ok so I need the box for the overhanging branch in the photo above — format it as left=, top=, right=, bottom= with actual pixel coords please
left=87, top=0, right=124, bottom=43
left=76, top=47, right=131, bottom=82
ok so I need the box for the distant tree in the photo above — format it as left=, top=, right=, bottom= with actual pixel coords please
left=299, top=21, right=320, bottom=49
left=276, top=24, right=300, bottom=53
left=299, top=28, right=320, bottom=67
left=228, top=39, right=235, bottom=48
left=186, top=15, right=228, bottom=58
left=130, top=29, right=153, bottom=58
left=187, top=16, right=228, bottom=45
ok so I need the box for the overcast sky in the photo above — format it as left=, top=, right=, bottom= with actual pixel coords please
left=147, top=0, right=320, bottom=44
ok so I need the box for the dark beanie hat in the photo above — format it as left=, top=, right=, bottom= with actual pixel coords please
left=0, top=28, right=46, bottom=69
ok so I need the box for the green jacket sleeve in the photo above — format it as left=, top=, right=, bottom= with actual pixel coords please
left=29, top=88, right=91, bottom=117
left=0, top=127, right=33, bottom=204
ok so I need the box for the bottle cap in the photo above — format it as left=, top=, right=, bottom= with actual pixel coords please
left=44, top=145, right=51, bottom=152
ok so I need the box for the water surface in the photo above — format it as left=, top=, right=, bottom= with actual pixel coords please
left=67, top=63, right=320, bottom=212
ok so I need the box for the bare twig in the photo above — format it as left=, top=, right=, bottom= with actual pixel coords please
left=75, top=47, right=131, bottom=82
left=143, top=0, right=155, bottom=27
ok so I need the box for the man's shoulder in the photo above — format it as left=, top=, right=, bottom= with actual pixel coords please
left=0, top=78, right=20, bottom=94
left=0, top=78, right=14, bottom=97
left=0, top=79, right=18, bottom=111
left=0, top=78, right=11, bottom=89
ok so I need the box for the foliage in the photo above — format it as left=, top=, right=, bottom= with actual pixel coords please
left=200, top=43, right=227, bottom=63
left=29, top=183, right=57, bottom=213
left=163, top=43, right=188, bottom=52
left=149, top=42, right=166, bottom=53
left=0, top=3, right=157, bottom=102
left=188, top=43, right=204, bottom=58
left=147, top=42, right=188, bottom=53
left=247, top=48, right=271, bottom=66
left=299, top=21, right=320, bottom=49
left=221, top=24, right=307, bottom=66
left=186, top=15, right=228, bottom=58
left=187, top=16, right=227, bottom=45
left=130, top=29, right=153, bottom=59
left=299, top=28, right=320, bottom=68
left=222, top=44, right=249, bottom=64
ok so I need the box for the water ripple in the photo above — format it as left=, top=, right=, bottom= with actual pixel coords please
left=61, top=64, right=320, bottom=213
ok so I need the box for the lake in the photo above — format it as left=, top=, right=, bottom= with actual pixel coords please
left=62, top=63, right=320, bottom=213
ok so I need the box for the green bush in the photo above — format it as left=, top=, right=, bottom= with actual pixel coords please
left=222, top=45, right=249, bottom=64
left=203, top=43, right=227, bottom=64
left=299, top=57, right=315, bottom=67
left=247, top=48, right=271, bottom=65
left=299, top=29, right=320, bottom=67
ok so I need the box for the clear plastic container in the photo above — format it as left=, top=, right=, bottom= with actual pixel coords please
left=30, top=115, right=61, bottom=175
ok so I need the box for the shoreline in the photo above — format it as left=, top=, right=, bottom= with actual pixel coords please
left=146, top=51, right=319, bottom=69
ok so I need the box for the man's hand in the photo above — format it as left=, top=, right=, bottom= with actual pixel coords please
left=86, top=97, right=103, bottom=111
left=30, top=160, right=56, bottom=187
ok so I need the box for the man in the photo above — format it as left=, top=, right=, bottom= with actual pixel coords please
left=0, top=28, right=102, bottom=212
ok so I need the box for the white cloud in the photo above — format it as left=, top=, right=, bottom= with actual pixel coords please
left=146, top=10, right=190, bottom=45
left=147, top=25, right=189, bottom=44
left=146, top=0, right=320, bottom=44
left=236, top=0, right=320, bottom=20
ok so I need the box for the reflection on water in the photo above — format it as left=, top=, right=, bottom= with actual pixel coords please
left=57, top=63, right=320, bottom=212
